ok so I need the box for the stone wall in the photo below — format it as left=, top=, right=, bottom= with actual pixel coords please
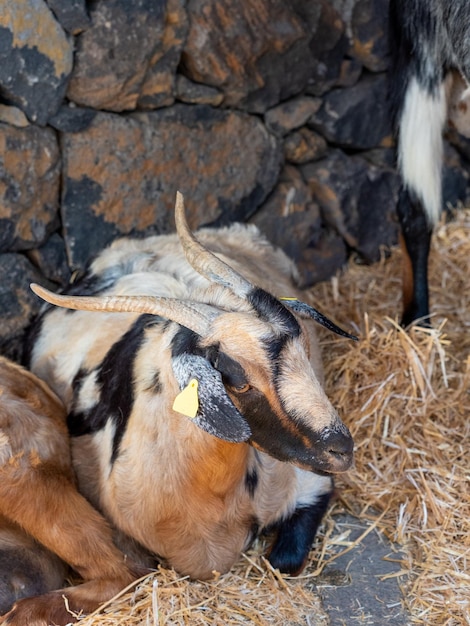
left=1, top=0, right=469, bottom=360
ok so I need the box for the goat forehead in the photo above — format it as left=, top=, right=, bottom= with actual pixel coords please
left=209, top=312, right=287, bottom=353
left=217, top=339, right=277, bottom=380
left=205, top=314, right=312, bottom=385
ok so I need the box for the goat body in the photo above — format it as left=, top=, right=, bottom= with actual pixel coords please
left=2, top=195, right=354, bottom=624
left=390, top=0, right=470, bottom=324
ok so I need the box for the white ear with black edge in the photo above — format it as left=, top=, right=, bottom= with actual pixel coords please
left=171, top=353, right=252, bottom=443
left=280, top=298, right=358, bottom=341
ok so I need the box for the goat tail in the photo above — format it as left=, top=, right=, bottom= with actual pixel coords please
left=389, top=0, right=448, bottom=228
left=397, top=74, right=447, bottom=227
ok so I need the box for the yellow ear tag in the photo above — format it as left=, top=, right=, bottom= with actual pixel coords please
left=172, top=379, right=199, bottom=418
left=280, top=297, right=298, bottom=301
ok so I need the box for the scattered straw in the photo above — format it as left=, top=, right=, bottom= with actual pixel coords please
left=76, top=211, right=469, bottom=625
left=75, top=551, right=328, bottom=626
left=310, top=209, right=470, bottom=626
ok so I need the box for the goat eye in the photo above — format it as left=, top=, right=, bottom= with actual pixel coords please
left=232, top=383, right=251, bottom=394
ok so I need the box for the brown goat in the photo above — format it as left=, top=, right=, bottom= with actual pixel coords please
left=0, top=356, right=140, bottom=625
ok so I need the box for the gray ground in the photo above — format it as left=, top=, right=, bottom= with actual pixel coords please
left=314, top=513, right=411, bottom=626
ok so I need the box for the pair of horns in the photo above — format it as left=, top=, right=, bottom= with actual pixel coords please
left=31, top=193, right=255, bottom=336
left=31, top=192, right=357, bottom=342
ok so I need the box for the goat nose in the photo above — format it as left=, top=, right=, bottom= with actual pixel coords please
left=323, top=427, right=354, bottom=471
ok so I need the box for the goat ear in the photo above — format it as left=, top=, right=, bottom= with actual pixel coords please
left=171, top=353, right=252, bottom=443
left=280, top=298, right=358, bottom=341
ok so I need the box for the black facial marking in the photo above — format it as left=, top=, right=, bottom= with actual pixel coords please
left=267, top=492, right=332, bottom=575
left=248, top=287, right=300, bottom=337
left=67, top=314, right=161, bottom=462
left=171, top=326, right=202, bottom=358
left=215, top=351, right=249, bottom=390
left=172, top=331, right=249, bottom=391
left=263, top=334, right=289, bottom=364
left=234, top=389, right=333, bottom=471
left=244, top=468, right=259, bottom=498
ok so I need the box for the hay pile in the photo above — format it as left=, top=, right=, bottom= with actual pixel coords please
left=76, top=212, right=470, bottom=625
left=309, top=210, right=470, bottom=626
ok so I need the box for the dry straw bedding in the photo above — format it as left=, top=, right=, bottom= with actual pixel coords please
left=75, top=213, right=470, bottom=626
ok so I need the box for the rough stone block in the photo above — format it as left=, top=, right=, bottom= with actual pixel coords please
left=48, top=104, right=97, bottom=133
left=296, top=228, right=348, bottom=286
left=446, top=127, right=470, bottom=165
left=442, top=142, right=470, bottom=210
left=67, top=0, right=167, bottom=111
left=251, top=164, right=346, bottom=285
left=350, top=0, right=390, bottom=72
left=46, top=0, right=91, bottom=35
left=175, top=75, right=224, bottom=106
left=265, top=96, right=322, bottom=137
left=336, top=57, right=363, bottom=88
left=61, top=105, right=282, bottom=270
left=305, top=0, right=350, bottom=96
left=302, top=149, right=399, bottom=264
left=0, top=122, right=60, bottom=252
left=138, top=0, right=189, bottom=109
left=27, top=233, right=71, bottom=286
left=308, top=73, right=393, bottom=150
left=0, top=104, right=29, bottom=128
left=0, top=0, right=73, bottom=125
left=182, top=0, right=346, bottom=112
left=252, top=165, right=318, bottom=247
left=284, top=127, right=328, bottom=164
left=0, top=253, right=51, bottom=361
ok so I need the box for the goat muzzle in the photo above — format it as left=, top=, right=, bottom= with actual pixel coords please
left=319, top=426, right=354, bottom=473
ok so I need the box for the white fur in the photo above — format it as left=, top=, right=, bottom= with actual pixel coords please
left=398, top=75, right=447, bottom=225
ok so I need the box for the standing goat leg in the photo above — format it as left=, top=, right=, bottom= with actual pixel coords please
left=396, top=188, right=433, bottom=326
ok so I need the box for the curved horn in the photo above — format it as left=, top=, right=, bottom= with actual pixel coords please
left=175, top=191, right=252, bottom=298
left=30, top=283, right=213, bottom=337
